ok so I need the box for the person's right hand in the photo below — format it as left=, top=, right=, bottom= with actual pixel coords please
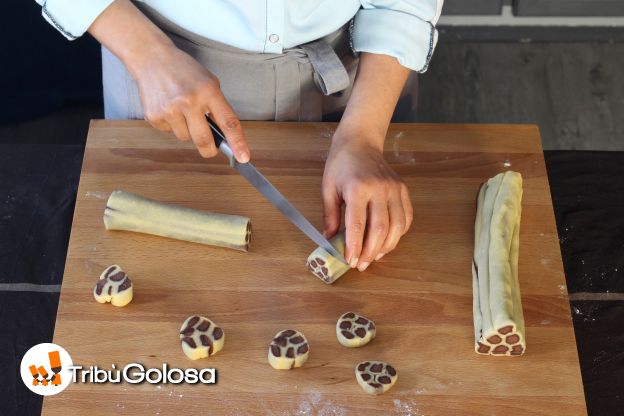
left=132, top=45, right=250, bottom=162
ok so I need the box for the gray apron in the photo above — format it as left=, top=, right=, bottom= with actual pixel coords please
left=103, top=3, right=419, bottom=122
left=102, top=3, right=360, bottom=122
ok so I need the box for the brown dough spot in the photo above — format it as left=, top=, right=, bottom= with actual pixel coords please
left=310, top=260, right=318, bottom=268
left=355, top=328, right=367, bottom=338
left=369, top=383, right=382, bottom=388
left=511, top=345, right=524, bottom=354
left=270, top=345, right=281, bottom=357
left=182, top=337, right=196, bottom=349
left=344, top=313, right=356, bottom=319
left=317, top=258, right=325, bottom=265
left=361, top=373, right=371, bottom=381
left=197, top=320, right=211, bottom=332
left=370, top=363, right=383, bottom=373
left=368, top=322, right=375, bottom=330
left=357, top=363, right=368, bottom=371
left=180, top=327, right=194, bottom=336
left=109, top=272, right=126, bottom=282
left=339, top=321, right=352, bottom=330
left=487, top=335, right=502, bottom=344
left=506, top=334, right=520, bottom=344
left=297, top=343, right=309, bottom=354
left=477, top=343, right=491, bottom=354
left=213, top=327, right=224, bottom=340
left=492, top=345, right=509, bottom=354
left=307, top=263, right=316, bottom=273
left=94, top=279, right=106, bottom=296
left=286, top=347, right=295, bottom=358
left=281, top=330, right=296, bottom=337
left=274, top=336, right=288, bottom=347
left=386, top=365, right=396, bottom=377
left=498, top=325, right=514, bottom=335
left=118, top=278, right=132, bottom=291
left=108, top=286, right=112, bottom=296
left=290, top=336, right=304, bottom=344
left=341, top=330, right=355, bottom=339
left=321, top=267, right=329, bottom=275
left=200, top=334, right=212, bottom=347
left=355, top=317, right=368, bottom=325
left=103, top=266, right=116, bottom=278
left=378, top=376, right=391, bottom=384
left=187, top=316, right=200, bottom=328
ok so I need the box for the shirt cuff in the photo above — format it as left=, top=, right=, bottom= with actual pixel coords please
left=39, top=0, right=115, bottom=40
left=352, top=8, right=438, bottom=73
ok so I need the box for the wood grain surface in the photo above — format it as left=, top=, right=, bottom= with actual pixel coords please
left=43, top=121, right=586, bottom=415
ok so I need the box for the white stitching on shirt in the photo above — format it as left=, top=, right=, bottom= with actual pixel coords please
left=418, top=22, right=435, bottom=73
left=42, top=1, right=78, bottom=40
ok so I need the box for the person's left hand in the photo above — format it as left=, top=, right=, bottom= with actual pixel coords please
left=322, top=129, right=413, bottom=272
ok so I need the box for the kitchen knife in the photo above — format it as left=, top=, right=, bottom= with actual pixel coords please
left=206, top=117, right=348, bottom=264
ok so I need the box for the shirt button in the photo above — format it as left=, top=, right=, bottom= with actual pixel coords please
left=269, top=34, right=280, bottom=43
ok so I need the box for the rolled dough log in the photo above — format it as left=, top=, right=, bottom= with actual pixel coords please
left=355, top=361, right=398, bottom=395
left=179, top=315, right=225, bottom=360
left=307, top=232, right=349, bottom=284
left=93, top=265, right=133, bottom=307
left=267, top=329, right=309, bottom=370
left=104, top=190, right=252, bottom=252
left=472, top=171, right=526, bottom=356
left=336, top=312, right=376, bottom=347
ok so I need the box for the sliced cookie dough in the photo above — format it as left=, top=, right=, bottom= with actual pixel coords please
left=267, top=329, right=309, bottom=370
left=336, top=312, right=376, bottom=347
left=355, top=361, right=398, bottom=395
left=179, top=315, right=225, bottom=360
left=104, top=190, right=252, bottom=252
left=93, top=265, right=133, bottom=307
left=307, top=232, right=349, bottom=284
left=472, top=171, right=526, bottom=356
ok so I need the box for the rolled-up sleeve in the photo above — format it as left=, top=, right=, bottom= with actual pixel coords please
left=352, top=0, right=443, bottom=72
left=35, top=0, right=115, bottom=40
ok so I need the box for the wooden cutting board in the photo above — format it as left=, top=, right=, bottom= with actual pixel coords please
left=43, top=121, right=586, bottom=415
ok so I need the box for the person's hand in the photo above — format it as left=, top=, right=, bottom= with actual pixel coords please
left=322, top=129, right=413, bottom=271
left=131, top=45, right=250, bottom=162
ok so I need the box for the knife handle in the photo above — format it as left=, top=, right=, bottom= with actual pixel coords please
left=205, top=115, right=225, bottom=149
left=205, top=115, right=236, bottom=166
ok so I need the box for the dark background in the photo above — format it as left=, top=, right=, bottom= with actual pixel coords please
left=2, top=1, right=624, bottom=415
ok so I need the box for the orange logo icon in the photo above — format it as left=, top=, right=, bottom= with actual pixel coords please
left=20, top=343, right=73, bottom=395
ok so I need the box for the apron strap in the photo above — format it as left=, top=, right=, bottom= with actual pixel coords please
left=300, top=40, right=351, bottom=96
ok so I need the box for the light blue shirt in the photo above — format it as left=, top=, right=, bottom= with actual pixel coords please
left=35, top=0, right=442, bottom=72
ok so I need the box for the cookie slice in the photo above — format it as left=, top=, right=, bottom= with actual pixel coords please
left=267, top=329, right=309, bottom=370
left=93, top=265, right=133, bottom=307
left=336, top=312, right=376, bottom=347
left=355, top=361, right=398, bottom=395
left=179, top=315, right=225, bottom=360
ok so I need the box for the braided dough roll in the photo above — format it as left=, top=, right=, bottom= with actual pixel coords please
left=473, top=171, right=525, bottom=356
left=104, top=190, right=251, bottom=252
left=307, top=232, right=350, bottom=284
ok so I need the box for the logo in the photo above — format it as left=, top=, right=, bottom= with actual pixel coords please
left=20, top=343, right=73, bottom=396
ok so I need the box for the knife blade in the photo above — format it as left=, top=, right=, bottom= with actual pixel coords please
left=206, top=117, right=348, bottom=264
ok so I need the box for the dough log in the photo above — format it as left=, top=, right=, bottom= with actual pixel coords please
left=267, top=329, right=309, bottom=370
left=355, top=361, right=398, bottom=395
left=179, top=315, right=225, bottom=360
left=472, top=171, right=526, bottom=356
left=104, top=190, right=252, bottom=252
left=336, top=312, right=376, bottom=348
left=307, top=232, right=349, bottom=284
left=93, top=265, right=133, bottom=307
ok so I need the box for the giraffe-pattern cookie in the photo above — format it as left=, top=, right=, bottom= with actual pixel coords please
left=267, top=329, right=309, bottom=370
left=179, top=315, right=225, bottom=360
left=355, top=361, right=398, bottom=395
left=336, top=312, right=376, bottom=347
left=93, top=265, right=133, bottom=307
